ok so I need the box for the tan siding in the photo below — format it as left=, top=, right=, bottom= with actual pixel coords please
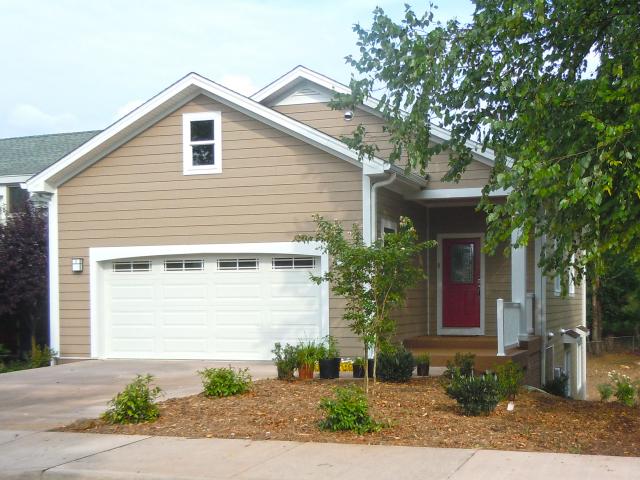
left=377, top=188, right=429, bottom=344
left=274, top=103, right=492, bottom=190
left=57, top=94, right=363, bottom=357
left=546, top=279, right=584, bottom=370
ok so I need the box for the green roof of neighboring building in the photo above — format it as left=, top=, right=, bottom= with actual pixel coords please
left=0, top=130, right=101, bottom=177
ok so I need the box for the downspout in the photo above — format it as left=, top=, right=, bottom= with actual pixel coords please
left=370, top=173, right=397, bottom=243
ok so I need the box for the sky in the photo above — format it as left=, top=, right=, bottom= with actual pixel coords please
left=0, top=0, right=474, bottom=138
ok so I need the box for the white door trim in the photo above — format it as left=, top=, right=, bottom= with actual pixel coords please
left=89, top=242, right=329, bottom=359
left=436, top=233, right=485, bottom=336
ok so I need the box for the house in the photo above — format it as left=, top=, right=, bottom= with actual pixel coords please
left=22, top=66, right=588, bottom=398
left=0, top=131, right=99, bottom=220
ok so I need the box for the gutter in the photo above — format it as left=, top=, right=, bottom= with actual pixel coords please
left=370, top=173, right=397, bottom=243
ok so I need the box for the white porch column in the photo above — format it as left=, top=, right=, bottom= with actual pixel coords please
left=511, top=228, right=527, bottom=338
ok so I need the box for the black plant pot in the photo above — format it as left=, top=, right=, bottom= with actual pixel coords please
left=353, top=364, right=365, bottom=378
left=319, top=357, right=341, bottom=379
left=416, top=363, right=430, bottom=377
left=332, top=357, right=341, bottom=378
left=319, top=359, right=334, bottom=379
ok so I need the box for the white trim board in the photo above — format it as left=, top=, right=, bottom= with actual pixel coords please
left=406, top=187, right=511, bottom=201
left=436, top=233, right=486, bottom=336
left=26, top=71, right=395, bottom=193
left=88, top=242, right=329, bottom=359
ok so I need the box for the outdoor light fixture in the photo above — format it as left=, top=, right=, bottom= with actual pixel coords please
left=71, top=257, right=83, bottom=273
left=343, top=110, right=354, bottom=121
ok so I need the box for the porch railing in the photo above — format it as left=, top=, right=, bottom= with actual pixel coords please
left=497, top=294, right=535, bottom=356
left=497, top=299, right=520, bottom=356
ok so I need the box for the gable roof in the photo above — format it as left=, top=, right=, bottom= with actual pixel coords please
left=27, top=72, right=426, bottom=193
left=0, top=130, right=100, bottom=177
left=252, top=65, right=498, bottom=168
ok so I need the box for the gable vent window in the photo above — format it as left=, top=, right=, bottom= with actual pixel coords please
left=182, top=111, right=222, bottom=175
left=164, top=259, right=204, bottom=272
left=217, top=258, right=258, bottom=271
left=272, top=257, right=316, bottom=270
left=113, top=261, right=152, bottom=272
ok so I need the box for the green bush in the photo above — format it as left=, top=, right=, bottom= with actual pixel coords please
left=272, top=342, right=298, bottom=380
left=103, top=374, right=162, bottom=424
left=445, top=373, right=501, bottom=416
left=297, top=340, right=325, bottom=368
left=444, top=352, right=476, bottom=379
left=414, top=353, right=430, bottom=365
left=495, top=361, right=524, bottom=400
left=376, top=347, right=414, bottom=382
left=319, top=386, right=382, bottom=434
left=199, top=367, right=251, bottom=397
left=609, top=371, right=637, bottom=407
left=598, top=383, right=614, bottom=402
left=28, top=344, right=57, bottom=368
left=543, top=373, right=569, bottom=398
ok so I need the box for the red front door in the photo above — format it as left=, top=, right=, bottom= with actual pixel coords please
left=443, top=238, right=481, bottom=329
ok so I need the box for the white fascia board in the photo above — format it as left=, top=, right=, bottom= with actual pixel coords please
left=405, top=187, right=511, bottom=201
left=0, top=174, right=31, bottom=184
left=252, top=66, right=502, bottom=166
left=26, top=72, right=391, bottom=191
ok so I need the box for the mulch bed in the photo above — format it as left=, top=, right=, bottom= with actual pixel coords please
left=60, top=378, right=640, bottom=457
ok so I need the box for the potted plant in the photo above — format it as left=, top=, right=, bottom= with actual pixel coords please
left=319, top=336, right=341, bottom=379
left=296, top=341, right=321, bottom=380
left=271, top=342, right=298, bottom=381
left=352, top=357, right=365, bottom=378
left=415, top=353, right=430, bottom=377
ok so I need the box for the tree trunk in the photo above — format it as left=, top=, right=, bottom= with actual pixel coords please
left=591, top=271, right=603, bottom=355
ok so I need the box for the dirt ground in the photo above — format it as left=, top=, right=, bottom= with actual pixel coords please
left=61, top=377, right=640, bottom=457
left=587, top=352, right=640, bottom=400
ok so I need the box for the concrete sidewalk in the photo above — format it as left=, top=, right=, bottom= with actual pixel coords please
left=1, top=430, right=637, bottom=480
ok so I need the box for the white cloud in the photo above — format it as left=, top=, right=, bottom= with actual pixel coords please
left=219, top=74, right=258, bottom=96
left=114, top=99, right=144, bottom=120
left=7, top=104, right=78, bottom=134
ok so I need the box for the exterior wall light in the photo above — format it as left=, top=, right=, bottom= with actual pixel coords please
left=343, top=110, right=354, bottom=121
left=71, top=257, right=84, bottom=273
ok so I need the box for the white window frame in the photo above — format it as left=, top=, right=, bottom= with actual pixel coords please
left=163, top=259, right=204, bottom=272
left=380, top=216, right=398, bottom=237
left=182, top=111, right=222, bottom=175
left=112, top=260, right=152, bottom=273
left=272, top=256, right=317, bottom=270
left=216, top=258, right=259, bottom=271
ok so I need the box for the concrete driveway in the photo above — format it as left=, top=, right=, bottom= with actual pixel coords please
left=0, top=359, right=276, bottom=431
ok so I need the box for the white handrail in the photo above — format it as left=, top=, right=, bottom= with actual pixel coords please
left=497, top=298, right=521, bottom=356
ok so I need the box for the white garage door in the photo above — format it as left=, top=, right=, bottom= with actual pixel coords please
left=101, top=254, right=323, bottom=360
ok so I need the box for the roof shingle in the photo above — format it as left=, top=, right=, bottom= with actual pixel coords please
left=0, top=130, right=101, bottom=177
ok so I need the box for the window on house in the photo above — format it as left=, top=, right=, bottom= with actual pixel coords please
left=6, top=186, right=29, bottom=214
left=272, top=257, right=316, bottom=270
left=380, top=217, right=398, bottom=237
left=217, top=258, right=258, bottom=271
left=182, top=111, right=222, bottom=175
left=113, top=261, right=152, bottom=272
left=164, top=259, right=204, bottom=271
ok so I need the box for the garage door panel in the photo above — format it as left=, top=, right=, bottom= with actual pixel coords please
left=103, top=253, right=322, bottom=360
left=161, top=310, right=208, bottom=326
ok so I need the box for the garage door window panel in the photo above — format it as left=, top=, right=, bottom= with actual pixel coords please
left=217, top=258, right=259, bottom=271
left=164, top=259, right=204, bottom=272
left=112, top=261, right=152, bottom=272
left=272, top=257, right=316, bottom=270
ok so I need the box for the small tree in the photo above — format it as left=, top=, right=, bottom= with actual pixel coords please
left=0, top=203, right=48, bottom=356
left=296, top=215, right=434, bottom=391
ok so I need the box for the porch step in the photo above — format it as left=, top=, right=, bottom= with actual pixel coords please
left=403, top=335, right=528, bottom=372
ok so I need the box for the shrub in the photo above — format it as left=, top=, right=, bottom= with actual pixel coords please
left=319, top=386, right=382, bottom=434
left=446, top=373, right=501, bottom=416
left=376, top=347, right=414, bottom=382
left=414, top=353, right=430, bottom=364
left=272, top=342, right=298, bottom=380
left=495, top=361, right=524, bottom=400
left=543, top=373, right=569, bottom=398
left=444, top=352, right=475, bottom=379
left=297, top=340, right=324, bottom=368
left=28, top=344, right=57, bottom=368
left=103, top=374, right=162, bottom=424
left=609, top=371, right=637, bottom=407
left=199, top=367, right=251, bottom=398
left=598, top=383, right=614, bottom=402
